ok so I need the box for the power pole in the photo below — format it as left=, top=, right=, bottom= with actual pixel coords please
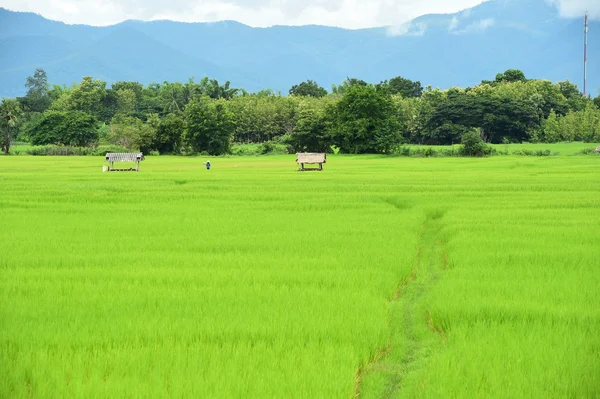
left=584, top=11, right=588, bottom=97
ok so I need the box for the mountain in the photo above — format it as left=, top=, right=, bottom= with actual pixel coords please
left=0, top=0, right=598, bottom=98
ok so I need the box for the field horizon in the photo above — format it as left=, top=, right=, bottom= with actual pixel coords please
left=7, top=141, right=600, bottom=158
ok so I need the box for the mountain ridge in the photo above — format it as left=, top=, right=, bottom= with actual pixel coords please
left=0, top=1, right=597, bottom=98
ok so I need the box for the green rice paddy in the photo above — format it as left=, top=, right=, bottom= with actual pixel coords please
left=1, top=154, right=599, bottom=398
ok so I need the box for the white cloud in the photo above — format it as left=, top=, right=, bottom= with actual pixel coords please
left=548, top=0, right=600, bottom=19
left=1, top=0, right=489, bottom=29
left=387, top=21, right=427, bottom=37
left=448, top=16, right=460, bottom=32
left=4, top=0, right=596, bottom=29
left=452, top=18, right=495, bottom=34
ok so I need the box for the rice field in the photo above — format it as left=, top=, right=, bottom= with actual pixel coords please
left=404, top=142, right=600, bottom=155
left=1, top=154, right=599, bottom=398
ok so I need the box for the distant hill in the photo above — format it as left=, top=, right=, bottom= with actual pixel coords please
left=0, top=0, right=598, bottom=98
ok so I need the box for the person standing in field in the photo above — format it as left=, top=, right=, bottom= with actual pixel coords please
left=203, top=160, right=211, bottom=170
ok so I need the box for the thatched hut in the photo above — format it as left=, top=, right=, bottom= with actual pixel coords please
left=104, top=152, right=145, bottom=172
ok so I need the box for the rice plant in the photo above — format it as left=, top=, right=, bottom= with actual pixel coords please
left=1, top=154, right=598, bottom=398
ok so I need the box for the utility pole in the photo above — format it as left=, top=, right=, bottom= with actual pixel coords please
left=584, top=11, right=588, bottom=97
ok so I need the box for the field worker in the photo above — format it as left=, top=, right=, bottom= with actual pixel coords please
left=204, top=160, right=211, bottom=170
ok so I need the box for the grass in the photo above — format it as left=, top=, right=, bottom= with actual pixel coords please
left=406, top=142, right=600, bottom=155
left=6, top=141, right=600, bottom=156
left=1, top=154, right=599, bottom=398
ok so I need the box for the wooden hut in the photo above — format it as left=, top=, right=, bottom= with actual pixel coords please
left=296, top=153, right=326, bottom=171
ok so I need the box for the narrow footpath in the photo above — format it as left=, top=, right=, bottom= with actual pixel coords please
left=354, top=209, right=449, bottom=398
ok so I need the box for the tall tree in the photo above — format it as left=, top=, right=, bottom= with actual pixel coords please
left=331, top=77, right=368, bottom=95
left=481, top=69, right=527, bottom=86
left=289, top=80, right=328, bottom=98
left=557, top=80, right=587, bottom=112
left=285, top=97, right=332, bottom=153
left=29, top=110, right=98, bottom=147
left=428, top=90, right=538, bottom=143
left=495, top=69, right=527, bottom=83
left=539, top=110, right=562, bottom=143
left=160, top=82, right=186, bottom=114
left=51, top=77, right=107, bottom=119
left=185, top=98, right=235, bottom=155
left=153, top=113, right=185, bottom=154
left=114, top=89, right=137, bottom=115
left=111, top=81, right=143, bottom=102
left=139, top=83, right=164, bottom=116
left=70, top=77, right=107, bottom=117
left=22, top=68, right=51, bottom=112
left=198, top=78, right=242, bottom=100
left=329, top=85, right=402, bottom=154
left=0, top=98, right=23, bottom=154
left=379, top=76, right=423, bottom=98
left=107, top=114, right=156, bottom=152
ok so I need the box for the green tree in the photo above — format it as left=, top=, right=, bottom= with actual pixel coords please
left=115, top=89, right=137, bottom=115
left=159, top=82, right=187, bottom=114
left=557, top=80, right=580, bottom=99
left=461, top=130, right=490, bottom=156
left=558, top=112, right=577, bottom=142
left=428, top=90, right=538, bottom=143
left=574, top=103, right=600, bottom=142
left=256, top=89, right=278, bottom=97
left=284, top=97, right=332, bottom=153
left=289, top=80, right=328, bottom=98
left=30, top=110, right=98, bottom=146
left=593, top=94, right=600, bottom=109
left=539, top=111, right=562, bottom=143
left=409, top=87, right=446, bottom=144
left=67, top=77, right=108, bottom=117
left=111, top=81, right=143, bottom=103
left=21, top=68, right=51, bottom=112
left=430, top=123, right=471, bottom=145
left=227, top=95, right=297, bottom=143
left=392, top=96, right=420, bottom=142
left=50, top=77, right=107, bottom=119
left=102, top=81, right=144, bottom=121
left=203, top=78, right=242, bottom=99
left=329, top=85, right=402, bottom=154
left=185, top=97, right=235, bottom=155
left=331, top=78, right=368, bottom=95
left=557, top=80, right=588, bottom=112
left=379, top=76, right=423, bottom=98
left=153, top=113, right=185, bottom=154
left=0, top=98, right=24, bottom=154
left=17, top=112, right=44, bottom=143
left=491, top=80, right=569, bottom=118
left=139, top=83, right=165, bottom=116
left=496, top=69, right=527, bottom=83
left=107, top=114, right=156, bottom=152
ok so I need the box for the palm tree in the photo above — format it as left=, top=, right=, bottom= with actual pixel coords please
left=0, top=98, right=23, bottom=155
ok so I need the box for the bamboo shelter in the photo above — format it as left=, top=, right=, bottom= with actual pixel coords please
left=296, top=153, right=326, bottom=171
left=104, top=153, right=145, bottom=172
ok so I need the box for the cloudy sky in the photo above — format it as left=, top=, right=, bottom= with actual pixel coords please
left=1, top=0, right=597, bottom=28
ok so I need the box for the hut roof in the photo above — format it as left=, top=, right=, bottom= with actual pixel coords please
left=105, top=152, right=145, bottom=162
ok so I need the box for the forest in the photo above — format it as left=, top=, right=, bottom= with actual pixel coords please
left=1, top=68, right=600, bottom=156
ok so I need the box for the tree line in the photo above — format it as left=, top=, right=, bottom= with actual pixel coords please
left=1, top=68, right=599, bottom=155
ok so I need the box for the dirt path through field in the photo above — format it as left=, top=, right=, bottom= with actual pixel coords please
left=354, top=209, right=448, bottom=398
